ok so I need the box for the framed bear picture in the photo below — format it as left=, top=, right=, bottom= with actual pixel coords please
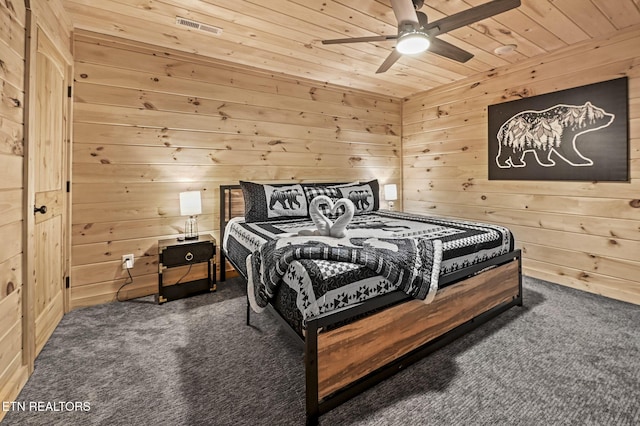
left=488, top=77, right=629, bottom=181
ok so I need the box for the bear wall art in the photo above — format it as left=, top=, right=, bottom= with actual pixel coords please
left=488, top=77, right=628, bottom=181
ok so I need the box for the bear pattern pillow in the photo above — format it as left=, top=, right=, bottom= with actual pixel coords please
left=240, top=181, right=308, bottom=222
left=335, top=180, right=379, bottom=215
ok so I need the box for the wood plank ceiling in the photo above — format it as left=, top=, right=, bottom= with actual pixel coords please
left=64, top=0, right=640, bottom=98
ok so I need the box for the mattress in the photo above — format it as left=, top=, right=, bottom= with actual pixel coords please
left=223, top=210, right=514, bottom=334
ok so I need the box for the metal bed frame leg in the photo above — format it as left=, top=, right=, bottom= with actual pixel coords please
left=517, top=254, right=524, bottom=306
left=246, top=296, right=251, bottom=326
left=305, top=319, right=319, bottom=426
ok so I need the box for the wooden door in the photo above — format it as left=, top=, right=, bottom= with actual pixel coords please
left=31, top=27, right=69, bottom=357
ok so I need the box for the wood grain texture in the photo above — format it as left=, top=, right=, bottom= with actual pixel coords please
left=0, top=2, right=26, bottom=417
left=0, top=254, right=21, bottom=305
left=71, top=32, right=402, bottom=307
left=30, top=22, right=71, bottom=362
left=316, top=260, right=520, bottom=399
left=0, top=288, right=22, bottom=346
left=62, top=0, right=640, bottom=98
left=0, top=323, right=23, bottom=399
left=69, top=274, right=157, bottom=310
left=0, top=353, right=26, bottom=408
left=0, top=189, right=22, bottom=227
left=402, top=25, right=640, bottom=305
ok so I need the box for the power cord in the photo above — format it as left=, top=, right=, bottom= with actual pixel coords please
left=116, top=259, right=134, bottom=302
left=116, top=258, right=193, bottom=302
left=174, top=263, right=193, bottom=285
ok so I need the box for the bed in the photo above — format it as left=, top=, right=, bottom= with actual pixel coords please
left=219, top=181, right=522, bottom=425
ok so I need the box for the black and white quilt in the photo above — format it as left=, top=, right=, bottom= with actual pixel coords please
left=223, top=210, right=514, bottom=324
left=246, top=235, right=442, bottom=314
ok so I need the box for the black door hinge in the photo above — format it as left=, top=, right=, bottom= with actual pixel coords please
left=68, top=86, right=72, bottom=98
left=66, top=181, right=70, bottom=193
left=65, top=276, right=70, bottom=289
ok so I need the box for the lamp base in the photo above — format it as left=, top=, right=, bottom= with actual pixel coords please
left=184, top=216, right=199, bottom=240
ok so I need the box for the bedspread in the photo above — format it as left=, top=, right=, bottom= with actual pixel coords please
left=224, top=210, right=513, bottom=325
left=247, top=234, right=443, bottom=314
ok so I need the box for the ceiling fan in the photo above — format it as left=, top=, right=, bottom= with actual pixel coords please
left=321, top=0, right=521, bottom=73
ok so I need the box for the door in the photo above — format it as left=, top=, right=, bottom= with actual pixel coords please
left=31, top=27, right=69, bottom=357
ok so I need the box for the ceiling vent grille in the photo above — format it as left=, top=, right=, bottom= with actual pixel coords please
left=175, top=17, right=223, bottom=36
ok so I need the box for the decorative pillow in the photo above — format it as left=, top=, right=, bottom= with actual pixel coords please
left=240, top=181, right=308, bottom=222
left=335, top=179, right=379, bottom=215
left=303, top=186, right=344, bottom=218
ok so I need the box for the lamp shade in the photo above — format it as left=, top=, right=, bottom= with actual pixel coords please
left=384, top=184, right=398, bottom=201
left=179, top=191, right=202, bottom=216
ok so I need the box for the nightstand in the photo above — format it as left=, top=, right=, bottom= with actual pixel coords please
left=157, top=235, right=216, bottom=304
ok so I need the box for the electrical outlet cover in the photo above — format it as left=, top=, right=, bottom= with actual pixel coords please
left=122, top=254, right=135, bottom=270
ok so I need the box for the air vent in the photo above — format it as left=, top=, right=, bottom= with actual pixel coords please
left=175, top=17, right=223, bottom=36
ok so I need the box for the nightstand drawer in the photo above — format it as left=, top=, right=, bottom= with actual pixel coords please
left=161, top=241, right=214, bottom=268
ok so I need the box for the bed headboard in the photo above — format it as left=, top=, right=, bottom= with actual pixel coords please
left=219, top=185, right=245, bottom=281
left=219, top=184, right=244, bottom=227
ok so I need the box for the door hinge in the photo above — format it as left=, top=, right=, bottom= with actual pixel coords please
left=68, top=85, right=72, bottom=98
left=66, top=181, right=70, bottom=193
left=65, top=276, right=70, bottom=289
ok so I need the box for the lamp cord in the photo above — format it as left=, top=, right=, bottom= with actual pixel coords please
left=116, top=259, right=193, bottom=302
left=175, top=263, right=193, bottom=285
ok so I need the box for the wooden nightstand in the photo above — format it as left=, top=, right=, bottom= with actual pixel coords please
left=157, top=235, right=216, bottom=304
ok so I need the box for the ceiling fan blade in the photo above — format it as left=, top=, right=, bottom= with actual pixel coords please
left=424, top=0, right=521, bottom=35
left=391, top=0, right=419, bottom=26
left=376, top=48, right=403, bottom=73
left=428, top=37, right=474, bottom=62
left=322, top=35, right=397, bottom=45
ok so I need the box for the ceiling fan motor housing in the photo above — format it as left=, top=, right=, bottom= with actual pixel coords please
left=398, top=21, right=420, bottom=33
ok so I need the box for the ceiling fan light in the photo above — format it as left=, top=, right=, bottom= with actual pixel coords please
left=396, top=32, right=430, bottom=55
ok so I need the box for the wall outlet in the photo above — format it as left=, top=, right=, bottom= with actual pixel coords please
left=122, top=254, right=135, bottom=270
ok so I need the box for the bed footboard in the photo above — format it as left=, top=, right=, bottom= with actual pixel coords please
left=304, top=251, right=522, bottom=424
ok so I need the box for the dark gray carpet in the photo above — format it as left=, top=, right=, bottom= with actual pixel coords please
left=3, top=277, right=639, bottom=426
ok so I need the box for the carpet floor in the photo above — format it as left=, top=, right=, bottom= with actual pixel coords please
left=3, top=276, right=639, bottom=426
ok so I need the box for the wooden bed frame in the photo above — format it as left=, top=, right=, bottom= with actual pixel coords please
left=219, top=184, right=522, bottom=425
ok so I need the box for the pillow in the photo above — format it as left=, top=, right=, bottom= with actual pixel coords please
left=334, top=179, right=379, bottom=215
left=303, top=185, right=344, bottom=218
left=240, top=181, right=308, bottom=222
left=303, top=180, right=379, bottom=217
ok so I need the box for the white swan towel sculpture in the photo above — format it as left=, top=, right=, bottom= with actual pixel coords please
left=298, top=195, right=355, bottom=238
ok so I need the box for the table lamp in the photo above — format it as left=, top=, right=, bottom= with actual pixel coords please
left=180, top=191, right=201, bottom=240
left=384, top=184, right=398, bottom=210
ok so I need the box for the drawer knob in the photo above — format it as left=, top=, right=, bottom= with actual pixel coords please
left=185, top=252, right=194, bottom=262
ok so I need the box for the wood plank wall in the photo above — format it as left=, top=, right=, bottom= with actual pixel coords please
left=1, top=0, right=73, bottom=419
left=402, top=24, right=640, bottom=305
left=70, top=31, right=402, bottom=309
left=0, top=0, right=27, bottom=413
